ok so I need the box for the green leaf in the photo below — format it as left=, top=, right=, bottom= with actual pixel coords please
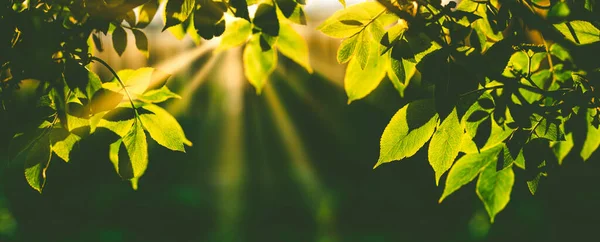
left=554, top=21, right=600, bottom=45
left=530, top=52, right=547, bottom=72
left=121, top=120, right=148, bottom=179
left=112, top=26, right=127, bottom=56
left=254, top=3, right=280, bottom=37
left=358, top=19, right=384, bottom=69
left=502, top=144, right=525, bottom=169
left=476, top=162, right=515, bottom=223
left=163, top=0, right=195, bottom=31
left=9, top=122, right=52, bottom=163
left=137, top=0, right=159, bottom=28
left=108, top=139, right=122, bottom=175
left=24, top=132, right=52, bottom=193
left=344, top=28, right=387, bottom=103
left=502, top=51, right=528, bottom=77
left=132, top=29, right=149, bottom=58
left=97, top=106, right=136, bottom=137
left=217, top=18, right=252, bottom=51
left=275, top=0, right=303, bottom=22
left=50, top=127, right=81, bottom=163
left=277, top=22, right=312, bottom=72
left=440, top=145, right=503, bottom=202
left=552, top=133, right=573, bottom=165
left=375, top=99, right=439, bottom=168
left=429, top=109, right=465, bottom=185
left=581, top=110, right=600, bottom=161
left=548, top=2, right=571, bottom=19
left=85, top=69, right=102, bottom=100
left=337, top=34, right=358, bottom=64
left=387, top=55, right=416, bottom=95
left=138, top=85, right=181, bottom=103
left=533, top=117, right=565, bottom=141
left=103, top=68, right=155, bottom=97
left=317, top=3, right=373, bottom=38
left=139, top=103, right=191, bottom=152
left=243, top=34, right=277, bottom=94
left=550, top=43, right=572, bottom=61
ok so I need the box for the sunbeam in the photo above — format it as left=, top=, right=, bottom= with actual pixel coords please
left=166, top=51, right=223, bottom=116
left=263, top=84, right=338, bottom=242
left=213, top=49, right=246, bottom=242
left=154, top=40, right=218, bottom=76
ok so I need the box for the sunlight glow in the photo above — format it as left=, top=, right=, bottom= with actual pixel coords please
left=214, top=50, right=246, bottom=242
left=154, top=40, right=218, bottom=76
left=263, top=85, right=337, bottom=241
left=167, top=52, right=223, bottom=116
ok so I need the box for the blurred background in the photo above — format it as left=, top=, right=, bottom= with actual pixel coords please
left=2, top=0, right=600, bottom=241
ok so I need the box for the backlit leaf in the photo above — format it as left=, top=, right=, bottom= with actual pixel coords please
left=138, top=86, right=181, bottom=103
left=24, top=132, right=52, bottom=193
left=137, top=0, right=159, bottom=28
left=476, top=162, right=514, bottom=222
left=317, top=3, right=372, bottom=38
left=345, top=24, right=387, bottom=103
left=139, top=103, right=191, bottom=152
left=50, top=127, right=81, bottom=163
left=581, top=110, right=600, bottom=161
left=243, top=34, right=277, bottom=94
left=217, top=19, right=252, bottom=51
left=440, top=145, right=503, bottom=202
left=375, top=99, right=439, bottom=168
left=121, top=120, right=148, bottom=179
left=277, top=22, right=312, bottom=72
left=337, top=34, right=358, bottom=64
left=429, top=109, right=464, bottom=185
left=163, top=0, right=195, bottom=31
left=554, top=21, right=600, bottom=45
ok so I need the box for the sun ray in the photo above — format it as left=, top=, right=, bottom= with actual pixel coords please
left=154, top=40, right=219, bottom=76
left=213, top=49, right=246, bottom=242
left=166, top=51, right=223, bottom=116
left=263, top=84, right=338, bottom=241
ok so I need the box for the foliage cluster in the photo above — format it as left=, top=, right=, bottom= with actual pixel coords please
left=1, top=0, right=600, bottom=222
left=317, top=0, right=599, bottom=221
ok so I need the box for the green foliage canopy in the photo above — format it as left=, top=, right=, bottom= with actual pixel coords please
left=1, top=0, right=600, bottom=223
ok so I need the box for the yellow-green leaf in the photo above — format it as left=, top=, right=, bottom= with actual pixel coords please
left=121, top=120, right=148, bottom=179
left=582, top=111, right=600, bottom=161
left=337, top=34, right=358, bottom=64
left=476, top=162, right=515, bottom=223
left=554, top=20, right=600, bottom=45
left=163, top=0, right=195, bottom=31
left=277, top=22, right=312, bottom=73
left=243, top=34, right=277, bottom=94
left=317, top=5, right=371, bottom=38
left=217, top=18, right=252, bottom=51
left=50, top=127, right=81, bottom=163
left=428, top=109, right=464, bottom=185
left=440, top=145, right=503, bottom=202
left=375, top=99, right=439, bottom=168
left=139, top=103, right=191, bottom=152
left=138, top=85, right=181, bottom=103
left=344, top=32, right=387, bottom=103
left=137, top=0, right=159, bottom=29
left=24, top=133, right=52, bottom=193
